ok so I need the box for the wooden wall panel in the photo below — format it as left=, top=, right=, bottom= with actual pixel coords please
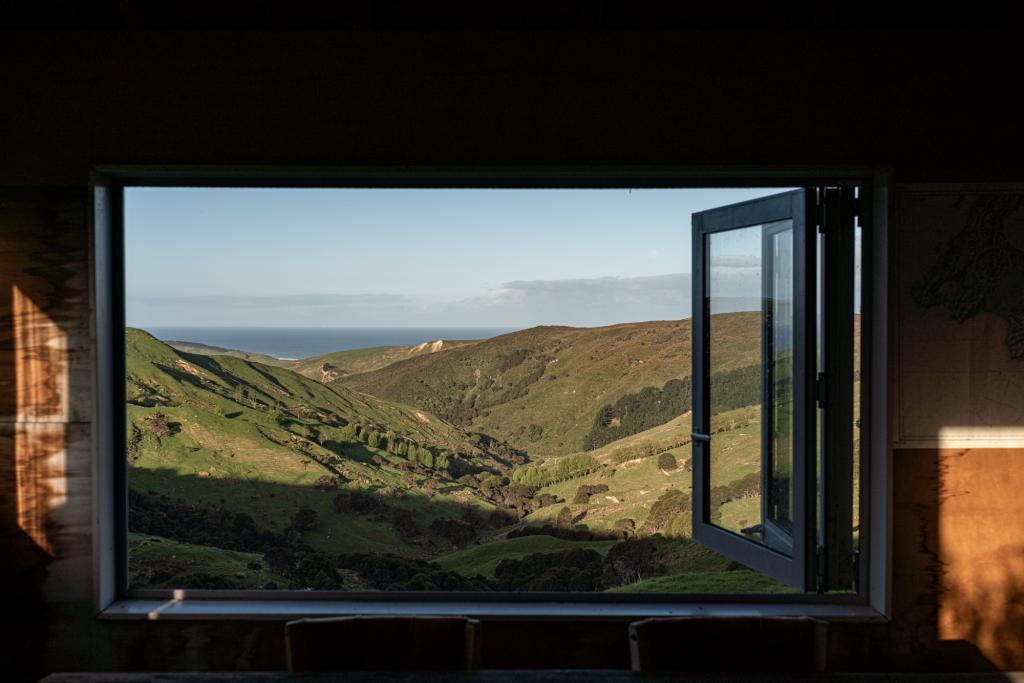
left=892, top=448, right=1024, bottom=671
left=0, top=193, right=92, bottom=424
left=0, top=192, right=94, bottom=683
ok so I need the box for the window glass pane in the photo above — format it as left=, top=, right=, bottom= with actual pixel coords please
left=765, top=223, right=794, bottom=550
left=705, top=220, right=795, bottom=556
left=705, top=225, right=766, bottom=545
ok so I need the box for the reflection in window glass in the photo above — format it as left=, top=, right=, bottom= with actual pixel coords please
left=706, top=225, right=765, bottom=547
left=765, top=223, right=794, bottom=552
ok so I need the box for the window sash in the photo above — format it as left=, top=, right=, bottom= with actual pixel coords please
left=691, top=189, right=816, bottom=591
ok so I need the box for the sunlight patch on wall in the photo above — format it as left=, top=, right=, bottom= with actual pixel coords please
left=13, top=284, right=68, bottom=421
left=937, top=426, right=1024, bottom=450
left=13, top=284, right=68, bottom=556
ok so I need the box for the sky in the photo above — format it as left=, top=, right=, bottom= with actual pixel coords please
left=125, top=187, right=787, bottom=328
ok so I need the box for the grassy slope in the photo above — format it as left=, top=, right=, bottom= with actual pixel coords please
left=608, top=570, right=793, bottom=594
left=166, top=334, right=482, bottom=383
left=435, top=535, right=618, bottom=578
left=128, top=532, right=289, bottom=589
left=521, top=404, right=759, bottom=536
left=126, top=328, right=502, bottom=559
left=165, top=340, right=284, bottom=366
left=340, top=313, right=762, bottom=457
left=284, top=340, right=480, bottom=382
left=130, top=312, right=861, bottom=593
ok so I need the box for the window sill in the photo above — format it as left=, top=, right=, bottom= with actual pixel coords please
left=99, top=598, right=887, bottom=621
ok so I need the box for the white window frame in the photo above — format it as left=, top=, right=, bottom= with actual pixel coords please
left=91, top=166, right=891, bottom=621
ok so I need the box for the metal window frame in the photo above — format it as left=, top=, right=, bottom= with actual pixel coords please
left=691, top=189, right=816, bottom=591
left=89, top=165, right=891, bottom=620
left=762, top=217, right=798, bottom=553
left=819, top=186, right=857, bottom=592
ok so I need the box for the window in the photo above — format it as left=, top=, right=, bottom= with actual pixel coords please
left=692, top=188, right=861, bottom=592
left=92, top=168, right=888, bottom=617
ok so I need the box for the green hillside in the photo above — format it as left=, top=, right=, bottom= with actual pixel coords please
left=165, top=339, right=284, bottom=366
left=126, top=328, right=538, bottom=589
left=169, top=336, right=482, bottom=383
left=283, top=339, right=480, bottom=382
left=339, top=313, right=762, bottom=457
left=128, top=532, right=291, bottom=589
left=126, top=310, right=857, bottom=594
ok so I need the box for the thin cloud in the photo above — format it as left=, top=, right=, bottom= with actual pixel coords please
left=709, top=254, right=761, bottom=268
left=128, top=293, right=411, bottom=308
left=127, top=274, right=760, bottom=328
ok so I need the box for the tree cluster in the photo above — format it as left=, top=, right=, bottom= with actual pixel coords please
left=583, top=364, right=761, bottom=451
left=334, top=552, right=492, bottom=591
left=494, top=548, right=604, bottom=591
left=511, top=453, right=600, bottom=488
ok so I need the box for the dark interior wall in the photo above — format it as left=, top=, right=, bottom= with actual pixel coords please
left=2, top=29, right=1024, bottom=678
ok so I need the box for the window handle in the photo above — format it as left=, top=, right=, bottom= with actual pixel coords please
left=691, top=432, right=711, bottom=442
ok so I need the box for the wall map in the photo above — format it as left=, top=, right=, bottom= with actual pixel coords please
left=897, top=189, right=1024, bottom=448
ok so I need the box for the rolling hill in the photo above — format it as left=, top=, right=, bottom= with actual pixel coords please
left=283, top=339, right=480, bottom=382
left=338, top=312, right=762, bottom=457
left=167, top=336, right=481, bottom=382
left=127, top=309, right=859, bottom=594
left=125, top=328, right=542, bottom=589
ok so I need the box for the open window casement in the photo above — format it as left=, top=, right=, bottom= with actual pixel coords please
left=691, top=187, right=857, bottom=592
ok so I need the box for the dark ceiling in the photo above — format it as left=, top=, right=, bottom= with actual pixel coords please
left=5, top=0, right=1024, bottom=31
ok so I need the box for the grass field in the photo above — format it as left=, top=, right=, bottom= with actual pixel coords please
left=607, top=570, right=792, bottom=594
left=128, top=532, right=289, bottom=589
left=435, top=535, right=619, bottom=578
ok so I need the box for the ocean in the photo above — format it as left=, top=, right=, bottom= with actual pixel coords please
left=143, top=326, right=520, bottom=360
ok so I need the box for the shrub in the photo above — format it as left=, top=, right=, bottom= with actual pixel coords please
left=657, top=452, right=678, bottom=471
left=289, top=508, right=318, bottom=532
left=143, top=412, right=177, bottom=437
left=532, top=493, right=560, bottom=510
left=314, top=474, right=341, bottom=490
left=601, top=537, right=659, bottom=588
left=641, top=489, right=690, bottom=535
left=573, top=483, right=610, bottom=504
left=709, top=472, right=760, bottom=523
left=429, top=518, right=476, bottom=548
left=292, top=553, right=342, bottom=590
left=332, top=490, right=388, bottom=517
left=613, top=518, right=636, bottom=533
left=494, top=548, right=603, bottom=591
left=335, top=552, right=492, bottom=591
left=390, top=509, right=419, bottom=538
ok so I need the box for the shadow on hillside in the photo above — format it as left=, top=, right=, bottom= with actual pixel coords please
left=127, top=464, right=649, bottom=589
left=130, top=465, right=499, bottom=528
left=129, top=464, right=624, bottom=543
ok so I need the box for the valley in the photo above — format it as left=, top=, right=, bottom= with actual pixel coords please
left=126, top=313, right=793, bottom=593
